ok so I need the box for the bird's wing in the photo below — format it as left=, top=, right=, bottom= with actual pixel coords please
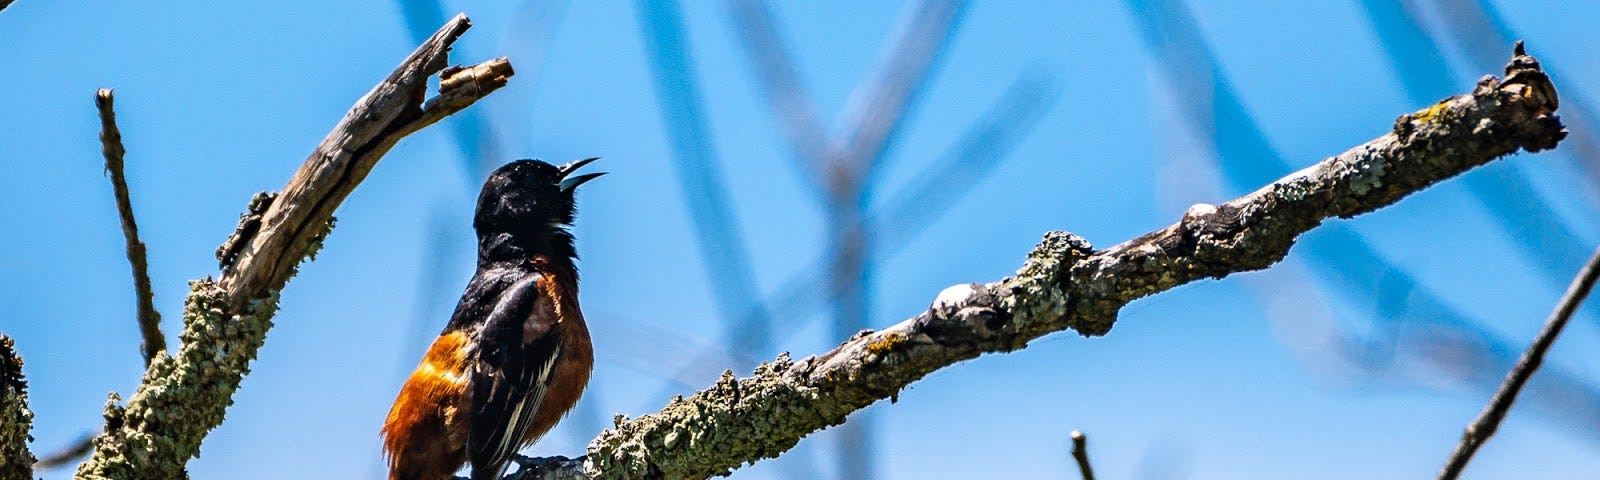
left=468, top=272, right=563, bottom=478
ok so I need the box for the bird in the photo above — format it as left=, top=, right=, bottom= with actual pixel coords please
left=382, top=158, right=604, bottom=480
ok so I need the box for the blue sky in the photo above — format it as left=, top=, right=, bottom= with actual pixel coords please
left=4, top=1, right=1600, bottom=479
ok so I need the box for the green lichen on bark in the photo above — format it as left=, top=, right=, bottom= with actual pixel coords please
left=1001, top=231, right=1094, bottom=340
left=74, top=281, right=279, bottom=480
left=74, top=215, right=334, bottom=479
left=0, top=334, right=35, bottom=480
left=587, top=354, right=858, bottom=479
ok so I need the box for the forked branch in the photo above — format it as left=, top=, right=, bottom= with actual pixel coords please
left=73, top=13, right=513, bottom=480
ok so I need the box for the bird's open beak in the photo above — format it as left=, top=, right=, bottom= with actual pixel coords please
left=557, top=157, right=605, bottom=192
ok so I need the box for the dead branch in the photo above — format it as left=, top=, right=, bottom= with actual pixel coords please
left=72, top=13, right=512, bottom=480
left=95, top=89, right=166, bottom=366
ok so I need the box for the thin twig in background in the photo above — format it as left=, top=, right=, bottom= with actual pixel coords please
left=830, top=0, right=968, bottom=187
left=33, top=431, right=96, bottom=470
left=827, top=3, right=967, bottom=477
left=666, top=69, right=1061, bottom=383
left=1070, top=430, right=1096, bottom=480
left=96, top=89, right=166, bottom=366
left=637, top=0, right=775, bottom=367
left=723, top=0, right=832, bottom=188
left=1437, top=245, right=1600, bottom=480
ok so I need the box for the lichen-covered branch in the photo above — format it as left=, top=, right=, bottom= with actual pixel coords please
left=96, top=89, right=167, bottom=366
left=72, top=13, right=513, bottom=480
left=506, top=45, right=1564, bottom=480
left=0, top=335, right=35, bottom=479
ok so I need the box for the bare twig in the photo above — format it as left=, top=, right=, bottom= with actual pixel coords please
left=1070, top=430, right=1095, bottom=480
left=74, top=14, right=512, bottom=479
left=96, top=89, right=166, bottom=366
left=34, top=431, right=96, bottom=470
left=1437, top=243, right=1600, bottom=479
left=511, top=45, right=1565, bottom=480
left=0, top=334, right=34, bottom=479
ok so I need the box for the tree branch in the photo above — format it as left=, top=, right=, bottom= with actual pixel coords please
left=72, top=13, right=513, bottom=479
left=1438, top=237, right=1600, bottom=475
left=0, top=334, right=34, bottom=480
left=216, top=15, right=511, bottom=311
left=507, top=45, right=1564, bottom=480
left=96, top=89, right=166, bottom=366
left=1070, top=430, right=1095, bottom=480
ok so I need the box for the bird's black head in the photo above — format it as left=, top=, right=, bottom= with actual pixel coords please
left=474, top=158, right=604, bottom=265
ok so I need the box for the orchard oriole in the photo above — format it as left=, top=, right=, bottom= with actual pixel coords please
left=382, top=158, right=604, bottom=480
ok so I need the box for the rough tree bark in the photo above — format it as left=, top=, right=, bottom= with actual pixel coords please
left=0, top=335, right=35, bottom=479
left=67, top=14, right=513, bottom=480
left=500, top=45, right=1563, bottom=480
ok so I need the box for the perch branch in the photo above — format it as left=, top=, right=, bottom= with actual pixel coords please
left=504, top=45, right=1563, bottom=480
left=73, top=13, right=512, bottom=480
left=1436, top=245, right=1600, bottom=479
left=96, top=89, right=166, bottom=366
left=0, top=335, right=34, bottom=479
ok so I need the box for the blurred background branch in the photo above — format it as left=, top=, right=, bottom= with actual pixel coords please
left=32, top=430, right=94, bottom=471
